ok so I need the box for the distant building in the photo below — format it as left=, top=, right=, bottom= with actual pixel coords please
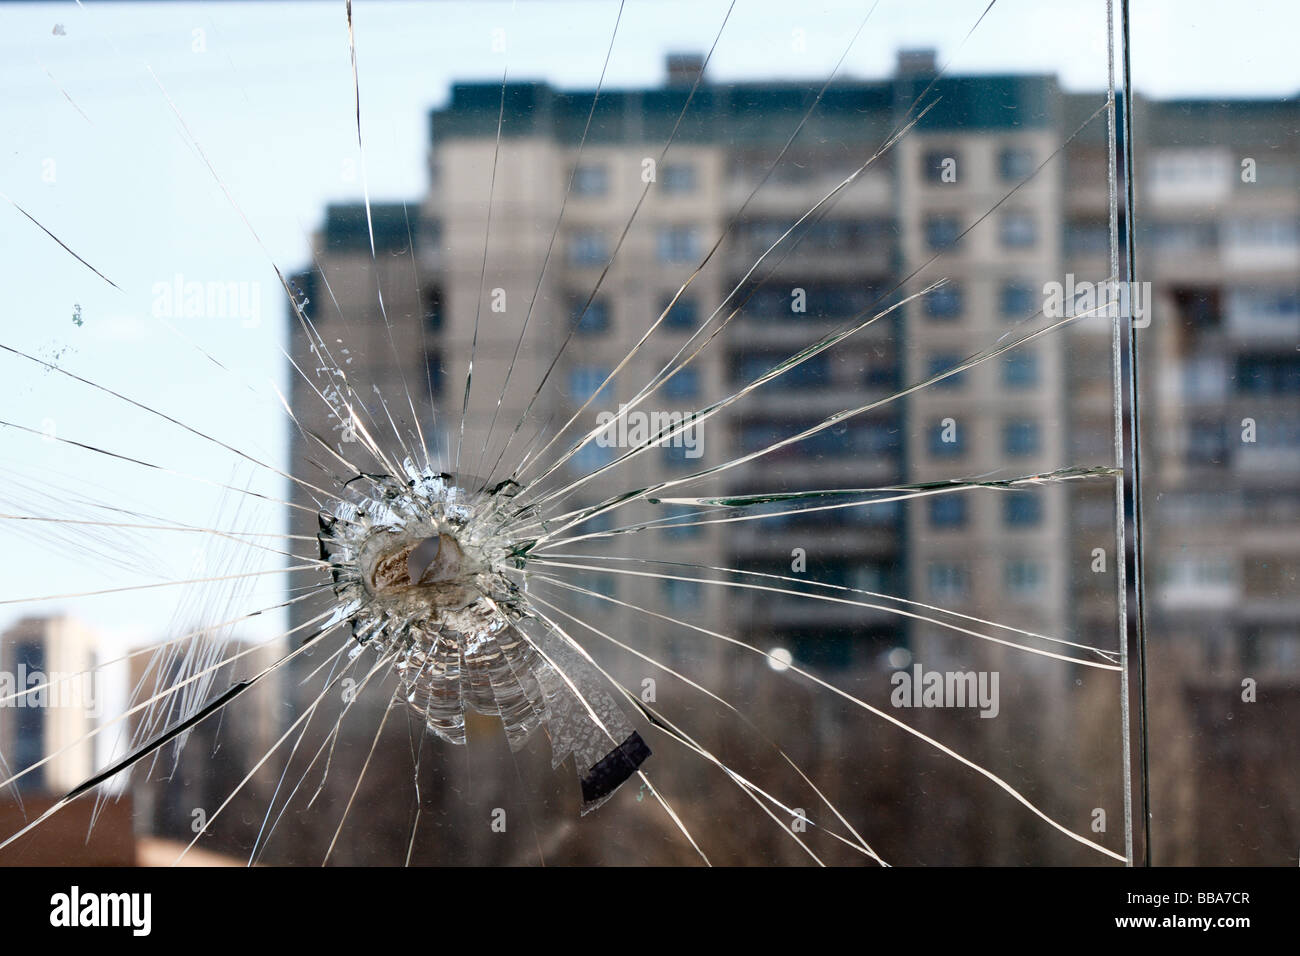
left=284, top=54, right=1300, bottom=863
left=289, top=54, right=1088, bottom=669
left=1134, top=95, right=1300, bottom=677
left=0, top=615, right=100, bottom=794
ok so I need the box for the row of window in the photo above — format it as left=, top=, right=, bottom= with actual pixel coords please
left=558, top=378, right=1043, bottom=464
left=928, top=419, right=1043, bottom=457
left=572, top=161, right=696, bottom=197
left=1227, top=288, right=1300, bottom=329
left=922, top=147, right=1037, bottom=185
left=919, top=280, right=1040, bottom=320
left=736, top=559, right=898, bottom=594
left=924, top=211, right=1039, bottom=251
left=574, top=289, right=909, bottom=335
left=444, top=355, right=1041, bottom=464
left=929, top=350, right=1040, bottom=389
left=427, top=285, right=699, bottom=336
left=730, top=351, right=831, bottom=390
left=1186, top=354, right=1300, bottom=398
left=1144, top=218, right=1299, bottom=254
left=927, top=558, right=1045, bottom=600
left=566, top=295, right=701, bottom=336
left=1236, top=355, right=1300, bottom=394
left=564, top=364, right=707, bottom=474
left=566, top=362, right=701, bottom=403
left=574, top=557, right=1051, bottom=606
left=660, top=498, right=903, bottom=539
left=928, top=493, right=1045, bottom=529
left=1186, top=417, right=1300, bottom=464
left=570, top=277, right=1045, bottom=328
left=736, top=281, right=891, bottom=321
left=735, top=418, right=901, bottom=458
left=550, top=560, right=1056, bottom=611
left=735, top=217, right=896, bottom=253
left=571, top=212, right=1042, bottom=269
left=568, top=225, right=701, bottom=266
left=726, top=350, right=896, bottom=392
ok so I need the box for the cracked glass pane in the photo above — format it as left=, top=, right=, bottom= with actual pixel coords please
left=0, top=0, right=1293, bottom=868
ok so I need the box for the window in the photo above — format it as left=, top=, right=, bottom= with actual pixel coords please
left=929, top=495, right=968, bottom=528
left=661, top=577, right=703, bottom=609
left=864, top=359, right=897, bottom=390
left=925, top=283, right=964, bottom=319
left=1158, top=554, right=1239, bottom=606
left=927, top=561, right=969, bottom=600
left=424, top=350, right=444, bottom=398
left=928, top=420, right=964, bottom=457
left=925, top=214, right=962, bottom=251
left=1000, top=211, right=1037, bottom=248
left=738, top=281, right=882, bottom=322
left=1182, top=356, right=1227, bottom=400
left=661, top=296, right=699, bottom=329
left=999, top=147, right=1035, bottom=181
left=1186, top=421, right=1229, bottom=464
left=663, top=441, right=698, bottom=469
left=1236, top=355, right=1300, bottom=394
left=661, top=505, right=704, bottom=539
left=660, top=163, right=696, bottom=193
left=1149, top=147, right=1233, bottom=197
left=13, top=641, right=45, bottom=791
left=923, top=149, right=959, bottom=184
left=1172, top=287, right=1222, bottom=329
left=1005, top=559, right=1045, bottom=598
left=569, top=228, right=607, bottom=266
left=570, top=572, right=617, bottom=611
left=927, top=354, right=966, bottom=388
left=1065, top=218, right=1110, bottom=255
left=1226, top=288, right=1300, bottom=337
left=1251, top=417, right=1300, bottom=451
left=572, top=440, right=614, bottom=474
left=661, top=366, right=700, bottom=400
left=1000, top=280, right=1037, bottom=318
left=1001, top=351, right=1039, bottom=387
left=738, top=418, right=899, bottom=459
left=567, top=365, right=610, bottom=401
left=422, top=285, right=443, bottom=331
left=1150, top=221, right=1217, bottom=253
left=1003, top=493, right=1043, bottom=527
left=1003, top=420, right=1041, bottom=456
left=731, top=352, right=830, bottom=390
left=657, top=225, right=701, bottom=264
left=740, top=217, right=895, bottom=253
left=572, top=163, right=607, bottom=196
left=1223, top=216, right=1300, bottom=250
left=572, top=297, right=610, bottom=334
left=582, top=510, right=614, bottom=534
left=849, top=563, right=890, bottom=592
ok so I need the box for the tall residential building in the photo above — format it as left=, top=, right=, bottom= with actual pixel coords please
left=290, top=55, right=1090, bottom=668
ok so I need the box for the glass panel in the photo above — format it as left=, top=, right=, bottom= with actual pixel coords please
left=1130, top=0, right=1300, bottom=866
left=0, top=0, right=1158, bottom=867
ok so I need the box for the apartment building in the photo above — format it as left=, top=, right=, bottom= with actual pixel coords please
left=289, top=54, right=1094, bottom=668
left=282, top=54, right=1298, bottom=862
